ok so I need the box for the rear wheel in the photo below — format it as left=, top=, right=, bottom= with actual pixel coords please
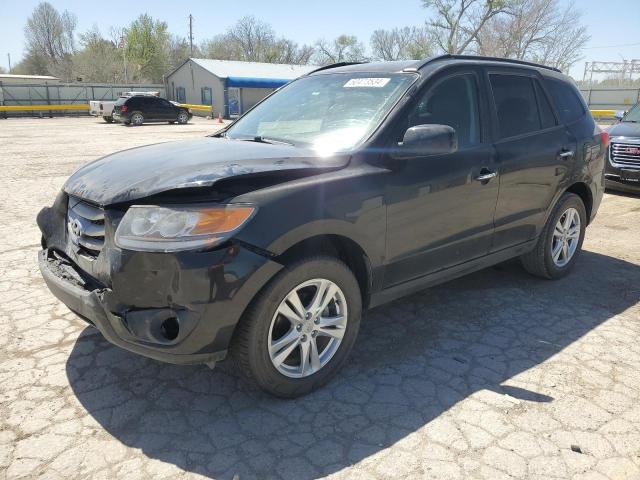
left=130, top=111, right=144, bottom=126
left=177, top=110, right=189, bottom=124
left=232, top=256, right=361, bottom=398
left=102, top=116, right=113, bottom=123
left=520, top=193, right=587, bottom=279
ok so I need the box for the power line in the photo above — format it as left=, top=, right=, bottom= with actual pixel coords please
left=583, top=41, right=640, bottom=50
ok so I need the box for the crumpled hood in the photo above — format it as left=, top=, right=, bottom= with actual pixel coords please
left=607, top=122, right=640, bottom=139
left=64, top=137, right=348, bottom=206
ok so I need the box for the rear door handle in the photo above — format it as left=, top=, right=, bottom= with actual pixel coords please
left=558, top=149, right=574, bottom=159
left=475, top=170, right=497, bottom=182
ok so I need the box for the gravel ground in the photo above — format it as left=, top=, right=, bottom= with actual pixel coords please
left=1, top=117, right=639, bottom=480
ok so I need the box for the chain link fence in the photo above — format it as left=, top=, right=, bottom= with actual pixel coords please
left=0, top=82, right=165, bottom=118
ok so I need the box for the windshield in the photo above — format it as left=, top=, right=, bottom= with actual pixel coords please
left=225, top=73, right=417, bottom=154
left=623, top=103, right=640, bottom=123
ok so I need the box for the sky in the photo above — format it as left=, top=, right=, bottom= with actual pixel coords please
left=0, top=0, right=639, bottom=80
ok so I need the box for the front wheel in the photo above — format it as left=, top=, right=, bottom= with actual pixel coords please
left=232, top=257, right=362, bottom=398
left=102, top=116, right=113, bottom=123
left=520, top=192, right=587, bottom=279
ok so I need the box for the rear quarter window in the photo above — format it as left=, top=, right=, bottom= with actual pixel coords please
left=545, top=78, right=586, bottom=124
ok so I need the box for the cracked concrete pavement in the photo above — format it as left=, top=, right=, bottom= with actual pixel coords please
left=1, top=117, right=640, bottom=479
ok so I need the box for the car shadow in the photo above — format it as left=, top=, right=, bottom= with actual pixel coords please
left=65, top=250, right=640, bottom=479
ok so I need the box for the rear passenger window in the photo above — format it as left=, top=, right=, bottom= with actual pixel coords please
left=545, top=78, right=585, bottom=124
left=534, top=81, right=556, bottom=129
left=490, top=74, right=541, bottom=139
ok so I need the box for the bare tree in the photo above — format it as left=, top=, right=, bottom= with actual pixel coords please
left=314, top=35, right=368, bottom=65
left=422, top=0, right=513, bottom=54
left=201, top=34, right=243, bottom=61
left=267, top=39, right=315, bottom=65
left=227, top=16, right=276, bottom=62
left=24, top=2, right=77, bottom=78
left=478, top=0, right=589, bottom=71
left=167, top=35, right=198, bottom=70
left=370, top=27, right=434, bottom=61
left=201, top=16, right=313, bottom=64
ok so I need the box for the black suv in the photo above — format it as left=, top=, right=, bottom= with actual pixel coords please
left=38, top=55, right=606, bottom=397
left=605, top=102, right=640, bottom=193
left=112, top=95, right=192, bottom=126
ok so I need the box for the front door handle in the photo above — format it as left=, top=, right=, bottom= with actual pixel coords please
left=558, top=149, right=574, bottom=159
left=475, top=170, right=497, bottom=182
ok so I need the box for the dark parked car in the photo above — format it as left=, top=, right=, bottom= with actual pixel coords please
left=605, top=103, right=640, bottom=193
left=37, top=55, right=607, bottom=397
left=112, top=94, right=192, bottom=126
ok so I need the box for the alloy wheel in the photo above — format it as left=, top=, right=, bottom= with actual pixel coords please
left=551, top=207, right=581, bottom=267
left=132, top=113, right=144, bottom=126
left=268, top=278, right=348, bottom=378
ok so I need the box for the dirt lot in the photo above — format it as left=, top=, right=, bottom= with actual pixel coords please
left=1, top=117, right=639, bottom=480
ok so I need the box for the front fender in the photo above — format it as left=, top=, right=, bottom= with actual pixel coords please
left=232, top=165, right=389, bottom=269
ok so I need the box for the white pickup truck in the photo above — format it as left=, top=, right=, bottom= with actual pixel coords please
left=89, top=91, right=160, bottom=123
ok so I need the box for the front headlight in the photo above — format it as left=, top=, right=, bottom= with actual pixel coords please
left=114, top=204, right=255, bottom=252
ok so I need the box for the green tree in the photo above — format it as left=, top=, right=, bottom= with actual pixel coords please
left=124, top=14, right=170, bottom=83
left=12, top=51, right=50, bottom=76
left=72, top=26, right=124, bottom=82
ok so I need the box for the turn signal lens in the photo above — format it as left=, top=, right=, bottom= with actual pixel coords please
left=191, top=207, right=255, bottom=235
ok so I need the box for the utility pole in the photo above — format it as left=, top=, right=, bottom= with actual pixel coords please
left=7, top=53, right=11, bottom=73
left=189, top=14, right=194, bottom=56
left=119, top=33, right=128, bottom=83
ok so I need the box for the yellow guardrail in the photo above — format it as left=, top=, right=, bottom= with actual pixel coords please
left=178, top=103, right=212, bottom=112
left=0, top=103, right=617, bottom=117
left=0, top=103, right=213, bottom=112
left=0, top=104, right=89, bottom=111
left=590, top=109, right=616, bottom=117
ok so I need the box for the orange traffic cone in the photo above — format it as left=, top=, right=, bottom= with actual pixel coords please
left=217, top=113, right=223, bottom=124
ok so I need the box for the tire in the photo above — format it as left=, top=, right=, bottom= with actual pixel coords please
left=130, top=111, right=144, bottom=126
left=176, top=110, right=189, bottom=124
left=520, top=192, right=587, bottom=279
left=103, top=116, right=113, bottom=123
left=231, top=256, right=362, bottom=398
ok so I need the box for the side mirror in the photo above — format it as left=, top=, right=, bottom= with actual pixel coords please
left=614, top=110, right=626, bottom=122
left=392, top=124, right=458, bottom=159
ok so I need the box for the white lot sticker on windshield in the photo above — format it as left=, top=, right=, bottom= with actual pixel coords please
left=344, top=78, right=390, bottom=88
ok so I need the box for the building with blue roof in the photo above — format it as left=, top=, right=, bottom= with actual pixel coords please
left=165, top=58, right=317, bottom=118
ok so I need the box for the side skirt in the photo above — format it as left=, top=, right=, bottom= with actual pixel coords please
left=369, top=239, right=537, bottom=309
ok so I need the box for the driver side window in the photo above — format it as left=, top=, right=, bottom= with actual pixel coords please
left=409, top=74, right=481, bottom=148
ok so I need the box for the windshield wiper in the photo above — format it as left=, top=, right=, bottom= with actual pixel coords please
left=237, top=135, right=295, bottom=146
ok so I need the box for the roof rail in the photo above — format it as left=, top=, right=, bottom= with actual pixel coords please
left=412, top=54, right=561, bottom=73
left=306, top=62, right=366, bottom=75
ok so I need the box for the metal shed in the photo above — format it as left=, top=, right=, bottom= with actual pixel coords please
left=164, top=58, right=316, bottom=118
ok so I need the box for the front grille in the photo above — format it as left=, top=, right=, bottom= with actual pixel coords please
left=67, top=196, right=105, bottom=257
left=610, top=141, right=640, bottom=168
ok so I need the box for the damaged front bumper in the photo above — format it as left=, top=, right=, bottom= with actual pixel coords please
left=37, top=197, right=283, bottom=365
